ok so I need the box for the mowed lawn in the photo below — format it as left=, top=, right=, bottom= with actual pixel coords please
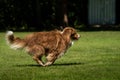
left=0, top=31, right=120, bottom=80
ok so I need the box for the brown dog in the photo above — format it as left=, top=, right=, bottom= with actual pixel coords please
left=6, top=27, right=80, bottom=66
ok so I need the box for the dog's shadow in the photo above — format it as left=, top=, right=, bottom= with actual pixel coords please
left=16, top=62, right=84, bottom=67
left=53, top=62, right=84, bottom=66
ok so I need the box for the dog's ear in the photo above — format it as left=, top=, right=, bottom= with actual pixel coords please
left=65, top=27, right=75, bottom=34
left=71, top=29, right=76, bottom=34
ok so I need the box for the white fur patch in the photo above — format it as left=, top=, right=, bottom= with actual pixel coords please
left=6, top=31, right=14, bottom=45
left=6, top=31, right=13, bottom=36
left=10, top=44, right=23, bottom=50
left=71, top=41, right=74, bottom=45
left=68, top=41, right=74, bottom=48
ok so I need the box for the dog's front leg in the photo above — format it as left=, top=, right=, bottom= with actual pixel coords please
left=43, top=62, right=53, bottom=66
left=44, top=53, right=57, bottom=66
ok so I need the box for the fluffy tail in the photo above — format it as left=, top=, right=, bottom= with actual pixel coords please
left=6, top=31, right=26, bottom=50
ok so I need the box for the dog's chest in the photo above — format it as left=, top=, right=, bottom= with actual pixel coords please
left=68, top=41, right=74, bottom=48
left=57, top=41, right=74, bottom=58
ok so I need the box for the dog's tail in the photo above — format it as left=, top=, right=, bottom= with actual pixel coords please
left=5, top=31, right=26, bottom=50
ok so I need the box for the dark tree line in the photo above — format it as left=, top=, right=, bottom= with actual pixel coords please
left=0, top=0, right=87, bottom=31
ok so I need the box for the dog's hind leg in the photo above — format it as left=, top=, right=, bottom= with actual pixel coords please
left=27, top=45, right=45, bottom=66
left=33, top=56, right=44, bottom=66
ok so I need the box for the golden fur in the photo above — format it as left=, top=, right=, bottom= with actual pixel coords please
left=6, top=27, right=80, bottom=66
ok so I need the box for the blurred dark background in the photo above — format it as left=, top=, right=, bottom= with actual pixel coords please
left=0, top=0, right=120, bottom=31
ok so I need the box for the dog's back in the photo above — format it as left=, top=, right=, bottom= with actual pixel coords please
left=5, top=30, right=65, bottom=51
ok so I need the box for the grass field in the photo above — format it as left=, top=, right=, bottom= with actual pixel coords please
left=0, top=31, right=120, bottom=80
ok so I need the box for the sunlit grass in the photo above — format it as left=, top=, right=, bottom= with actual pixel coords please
left=0, top=31, right=120, bottom=80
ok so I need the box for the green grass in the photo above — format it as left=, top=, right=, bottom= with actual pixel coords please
left=0, top=31, right=120, bottom=80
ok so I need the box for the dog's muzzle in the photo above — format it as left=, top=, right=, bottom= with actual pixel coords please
left=72, top=33, right=80, bottom=40
left=76, top=34, right=80, bottom=40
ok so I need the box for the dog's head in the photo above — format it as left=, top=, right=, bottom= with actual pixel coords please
left=62, top=27, right=80, bottom=40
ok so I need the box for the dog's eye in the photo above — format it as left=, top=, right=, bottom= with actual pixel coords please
left=71, top=34, right=76, bottom=37
left=72, top=33, right=76, bottom=35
